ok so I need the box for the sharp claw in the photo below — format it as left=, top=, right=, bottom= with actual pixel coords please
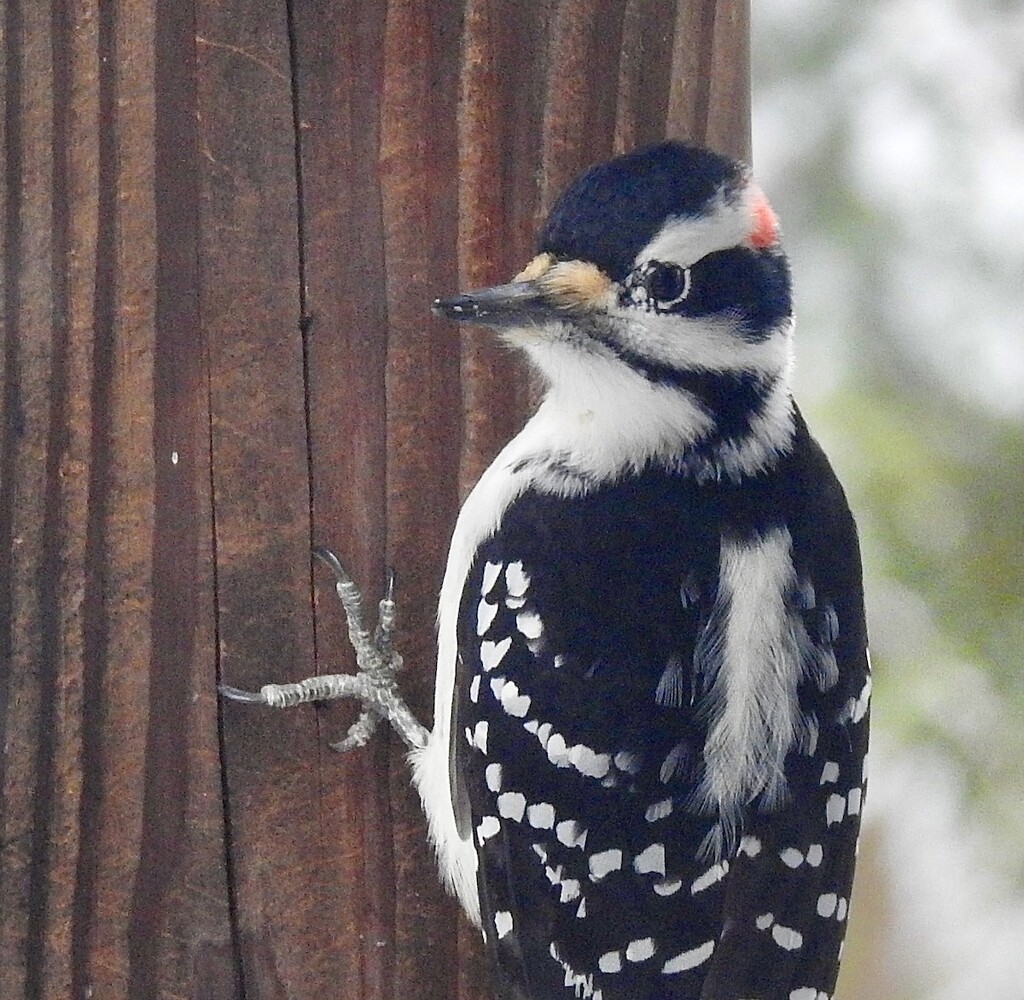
left=219, top=684, right=268, bottom=704
left=313, top=546, right=353, bottom=587
left=311, top=544, right=337, bottom=567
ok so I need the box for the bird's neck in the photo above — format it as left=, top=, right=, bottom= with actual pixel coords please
left=510, top=345, right=796, bottom=493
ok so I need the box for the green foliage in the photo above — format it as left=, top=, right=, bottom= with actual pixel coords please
left=753, top=2, right=1024, bottom=991
left=813, top=383, right=1024, bottom=870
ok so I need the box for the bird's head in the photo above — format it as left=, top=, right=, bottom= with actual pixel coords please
left=434, top=142, right=796, bottom=481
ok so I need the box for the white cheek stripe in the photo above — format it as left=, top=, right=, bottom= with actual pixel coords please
left=613, top=310, right=792, bottom=380
left=638, top=186, right=753, bottom=270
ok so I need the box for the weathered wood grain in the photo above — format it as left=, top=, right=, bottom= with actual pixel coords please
left=0, top=2, right=750, bottom=997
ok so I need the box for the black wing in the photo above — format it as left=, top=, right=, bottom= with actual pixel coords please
left=454, top=428, right=868, bottom=1000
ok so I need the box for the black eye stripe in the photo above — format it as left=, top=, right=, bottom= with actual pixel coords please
left=620, top=248, right=791, bottom=338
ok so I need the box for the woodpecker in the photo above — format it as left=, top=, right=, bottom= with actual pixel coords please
left=225, top=141, right=870, bottom=1000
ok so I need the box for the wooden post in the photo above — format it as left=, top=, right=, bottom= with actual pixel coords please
left=0, top=2, right=749, bottom=997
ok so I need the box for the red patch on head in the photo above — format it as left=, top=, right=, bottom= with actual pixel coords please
left=748, top=190, right=779, bottom=249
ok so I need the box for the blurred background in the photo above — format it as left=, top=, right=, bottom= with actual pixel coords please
left=752, top=2, right=1024, bottom=997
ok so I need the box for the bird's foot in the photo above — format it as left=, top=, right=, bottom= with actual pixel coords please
left=220, top=547, right=429, bottom=752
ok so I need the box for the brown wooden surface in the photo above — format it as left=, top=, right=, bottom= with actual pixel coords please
left=0, top=1, right=749, bottom=997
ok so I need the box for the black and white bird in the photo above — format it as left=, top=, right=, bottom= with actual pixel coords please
left=225, top=140, right=870, bottom=1000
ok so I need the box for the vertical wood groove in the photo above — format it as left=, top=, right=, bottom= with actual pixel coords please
left=49, top=4, right=100, bottom=994
left=72, top=3, right=118, bottom=991
left=379, top=4, right=465, bottom=995
left=282, top=0, right=321, bottom=711
left=127, top=0, right=201, bottom=994
left=2, top=0, right=57, bottom=994
left=0, top=2, right=750, bottom=996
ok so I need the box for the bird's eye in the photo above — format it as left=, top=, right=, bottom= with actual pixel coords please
left=625, top=261, right=691, bottom=311
left=644, top=262, right=690, bottom=304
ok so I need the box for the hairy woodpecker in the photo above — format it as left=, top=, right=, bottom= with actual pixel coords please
left=225, top=140, right=870, bottom=1000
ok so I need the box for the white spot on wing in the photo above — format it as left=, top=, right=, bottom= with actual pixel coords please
left=826, top=794, right=846, bottom=825
left=653, top=878, right=682, bottom=896
left=806, top=843, right=824, bottom=867
left=480, top=636, right=511, bottom=671
left=588, top=848, right=622, bottom=880
left=476, top=816, right=500, bottom=843
left=626, top=938, right=655, bottom=962
left=772, top=924, right=803, bottom=951
left=527, top=802, right=555, bottom=829
left=820, top=761, right=840, bottom=784
left=472, top=720, right=488, bottom=753
left=505, top=561, right=529, bottom=597
left=780, top=847, right=804, bottom=868
left=559, top=879, right=581, bottom=903
left=469, top=675, right=480, bottom=703
left=755, top=913, right=775, bottom=930
left=482, top=561, right=502, bottom=596
left=645, top=798, right=673, bottom=823
left=690, top=861, right=728, bottom=894
left=598, top=951, right=622, bottom=974
left=556, top=819, right=588, bottom=849
left=500, top=680, right=531, bottom=718
left=516, top=610, right=543, bottom=639
left=497, top=792, right=526, bottom=822
left=839, top=675, right=872, bottom=724
left=485, top=763, right=503, bottom=792
left=546, top=731, right=571, bottom=766
left=738, top=835, right=762, bottom=857
left=614, top=750, right=641, bottom=774
left=661, top=939, right=714, bottom=974
left=494, top=910, right=513, bottom=939
left=550, top=947, right=599, bottom=1000
left=476, top=598, right=497, bottom=636
left=817, top=893, right=838, bottom=918
left=569, top=745, right=611, bottom=779
left=633, top=844, right=666, bottom=875
left=848, top=786, right=862, bottom=816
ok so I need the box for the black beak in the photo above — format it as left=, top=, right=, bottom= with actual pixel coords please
left=432, top=280, right=549, bottom=326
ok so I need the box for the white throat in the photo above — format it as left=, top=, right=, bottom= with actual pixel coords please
left=516, top=324, right=797, bottom=489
